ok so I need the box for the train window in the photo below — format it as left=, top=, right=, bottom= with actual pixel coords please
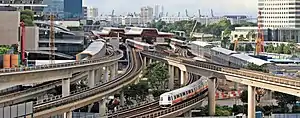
left=182, top=92, right=186, bottom=96
left=168, top=96, right=171, bottom=101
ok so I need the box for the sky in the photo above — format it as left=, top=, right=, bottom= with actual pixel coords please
left=83, top=0, right=258, bottom=17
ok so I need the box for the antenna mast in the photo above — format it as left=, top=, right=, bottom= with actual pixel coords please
left=49, top=14, right=55, bottom=64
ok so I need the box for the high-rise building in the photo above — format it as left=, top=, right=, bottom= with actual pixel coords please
left=140, top=6, right=153, bottom=24
left=258, top=0, right=300, bottom=28
left=64, top=0, right=82, bottom=20
left=82, top=6, right=87, bottom=19
left=87, top=7, right=98, bottom=20
left=43, top=0, right=64, bottom=19
left=154, top=5, right=160, bottom=19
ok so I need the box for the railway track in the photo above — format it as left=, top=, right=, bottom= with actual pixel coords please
left=33, top=48, right=142, bottom=117
left=0, top=50, right=116, bottom=107
left=107, top=70, right=199, bottom=118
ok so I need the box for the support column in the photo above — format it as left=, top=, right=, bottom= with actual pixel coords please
left=248, top=85, right=256, bottom=118
left=88, top=70, right=95, bottom=88
left=168, top=65, right=174, bottom=90
left=99, top=98, right=107, bottom=117
left=63, top=111, right=72, bottom=118
left=97, top=67, right=103, bottom=84
left=143, top=57, right=147, bottom=68
left=180, top=70, right=186, bottom=86
left=149, top=58, right=153, bottom=64
left=104, top=66, right=109, bottom=82
left=110, top=64, right=116, bottom=80
left=115, top=63, right=118, bottom=76
left=120, top=91, right=125, bottom=106
left=234, top=82, right=239, bottom=90
left=62, top=78, right=70, bottom=97
left=208, top=77, right=216, bottom=116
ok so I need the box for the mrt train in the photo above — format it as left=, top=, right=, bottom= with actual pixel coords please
left=125, top=39, right=156, bottom=51
left=159, top=77, right=208, bottom=108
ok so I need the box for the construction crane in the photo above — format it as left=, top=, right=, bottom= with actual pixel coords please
left=49, top=14, right=55, bottom=64
left=255, top=10, right=264, bottom=55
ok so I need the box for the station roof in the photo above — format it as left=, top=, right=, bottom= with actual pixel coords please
left=80, top=40, right=105, bottom=56
left=191, top=41, right=213, bottom=47
left=211, top=47, right=237, bottom=55
left=232, top=53, right=272, bottom=66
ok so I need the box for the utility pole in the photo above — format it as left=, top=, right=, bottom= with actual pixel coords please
left=49, top=14, right=55, bottom=64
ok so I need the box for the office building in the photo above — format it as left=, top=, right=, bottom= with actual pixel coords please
left=87, top=7, right=98, bottom=20
left=140, top=6, right=153, bottom=25
left=258, top=0, right=300, bottom=28
left=64, top=0, right=82, bottom=20
left=0, top=0, right=47, bottom=16
left=43, top=0, right=64, bottom=19
left=82, top=6, right=87, bottom=19
left=154, top=5, right=159, bottom=19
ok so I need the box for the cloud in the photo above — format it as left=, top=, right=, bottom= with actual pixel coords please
left=84, top=0, right=257, bottom=16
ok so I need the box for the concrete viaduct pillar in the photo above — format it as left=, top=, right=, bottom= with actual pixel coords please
left=104, top=66, right=109, bottom=83
left=97, top=67, right=103, bottom=84
left=99, top=98, right=107, bottom=117
left=208, top=77, right=216, bottom=116
left=248, top=85, right=256, bottom=118
left=110, top=64, right=116, bottom=80
left=62, top=78, right=71, bottom=118
left=168, top=65, right=174, bottom=90
left=62, top=78, right=70, bottom=97
left=180, top=70, right=187, bottom=86
left=143, top=56, right=147, bottom=69
left=88, top=70, right=95, bottom=88
left=120, top=91, right=125, bottom=106
left=63, top=111, right=72, bottom=118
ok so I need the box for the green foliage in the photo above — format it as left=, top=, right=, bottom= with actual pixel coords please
left=215, top=106, right=232, bottom=116
left=240, top=90, right=248, bottom=103
left=229, top=43, right=235, bottom=51
left=20, top=10, right=34, bottom=26
left=152, top=90, right=168, bottom=97
left=245, top=43, right=254, bottom=52
left=266, top=45, right=275, bottom=53
left=123, top=81, right=150, bottom=102
left=246, top=63, right=268, bottom=73
left=0, top=45, right=11, bottom=54
left=273, top=92, right=297, bottom=112
left=143, top=62, right=169, bottom=90
left=265, top=43, right=296, bottom=54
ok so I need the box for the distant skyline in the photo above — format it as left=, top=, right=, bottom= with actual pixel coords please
left=84, top=0, right=258, bottom=17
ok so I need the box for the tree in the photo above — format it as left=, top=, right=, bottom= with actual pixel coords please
left=276, top=44, right=285, bottom=54
left=123, top=81, right=150, bottom=103
left=240, top=90, right=248, bottom=103
left=283, top=45, right=292, bottom=54
left=245, top=43, right=254, bottom=52
left=229, top=43, right=235, bottom=51
left=273, top=92, right=297, bottom=113
left=20, top=10, right=34, bottom=26
left=143, top=62, right=169, bottom=90
left=266, top=45, right=275, bottom=53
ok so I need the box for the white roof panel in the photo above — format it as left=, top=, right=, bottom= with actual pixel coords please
left=231, top=54, right=272, bottom=66
left=211, top=47, right=237, bottom=55
left=81, top=40, right=105, bottom=56
left=191, top=41, right=213, bottom=47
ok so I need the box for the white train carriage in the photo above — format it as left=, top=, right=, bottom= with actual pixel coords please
left=125, top=39, right=156, bottom=51
left=170, top=38, right=188, bottom=47
left=159, top=77, right=208, bottom=108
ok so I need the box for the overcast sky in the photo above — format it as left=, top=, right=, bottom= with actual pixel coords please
left=84, top=0, right=257, bottom=17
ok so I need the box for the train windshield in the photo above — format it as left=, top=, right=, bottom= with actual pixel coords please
left=149, top=46, right=155, bottom=49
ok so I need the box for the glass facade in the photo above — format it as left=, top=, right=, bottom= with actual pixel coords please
left=64, top=0, right=83, bottom=20
left=43, top=0, right=64, bottom=19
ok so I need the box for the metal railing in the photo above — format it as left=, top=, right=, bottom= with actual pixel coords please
left=0, top=50, right=122, bottom=74
left=141, top=51, right=300, bottom=90
left=0, top=50, right=116, bottom=104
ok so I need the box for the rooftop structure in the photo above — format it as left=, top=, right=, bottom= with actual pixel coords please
left=0, top=0, right=46, bottom=16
